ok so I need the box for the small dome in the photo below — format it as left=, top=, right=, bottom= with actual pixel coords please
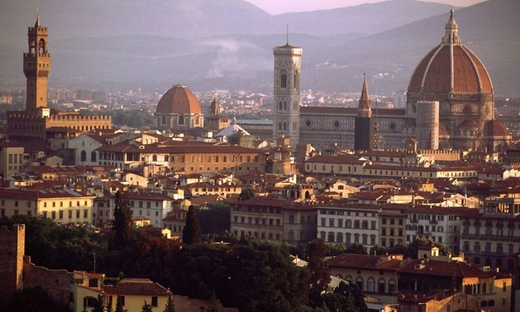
left=458, top=119, right=478, bottom=129
left=156, top=84, right=201, bottom=115
left=484, top=120, right=510, bottom=137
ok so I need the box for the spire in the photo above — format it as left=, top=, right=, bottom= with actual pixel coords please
left=442, top=9, right=461, bottom=44
left=358, top=74, right=372, bottom=117
left=34, top=9, right=41, bottom=27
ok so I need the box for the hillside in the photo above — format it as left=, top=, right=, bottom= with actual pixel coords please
left=0, top=0, right=518, bottom=96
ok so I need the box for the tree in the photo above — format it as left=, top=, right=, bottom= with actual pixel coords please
left=205, top=292, right=221, bottom=312
left=182, top=206, right=201, bottom=245
left=91, top=294, right=106, bottom=312
left=369, top=244, right=387, bottom=255
left=198, top=202, right=231, bottom=235
left=111, top=191, right=134, bottom=250
left=238, top=188, right=254, bottom=200
left=333, top=281, right=367, bottom=312
left=307, top=239, right=331, bottom=307
left=6, top=286, right=70, bottom=312
left=163, top=294, right=175, bottom=312
left=346, top=242, right=367, bottom=255
left=115, top=295, right=126, bottom=312
left=142, top=301, right=153, bottom=312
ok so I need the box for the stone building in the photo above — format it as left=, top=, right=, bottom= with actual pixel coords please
left=274, top=11, right=511, bottom=153
left=6, top=14, right=112, bottom=148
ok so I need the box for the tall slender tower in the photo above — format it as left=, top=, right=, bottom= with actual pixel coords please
left=273, top=35, right=302, bottom=147
left=354, top=75, right=373, bottom=151
left=23, top=11, right=51, bottom=112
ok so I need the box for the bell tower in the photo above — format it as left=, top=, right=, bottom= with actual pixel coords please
left=273, top=33, right=302, bottom=147
left=23, top=10, right=51, bottom=112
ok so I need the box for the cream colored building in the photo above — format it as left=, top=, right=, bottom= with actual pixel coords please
left=0, top=142, right=29, bottom=177
left=0, top=188, right=95, bottom=224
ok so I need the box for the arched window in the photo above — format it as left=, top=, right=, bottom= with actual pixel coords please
left=146, top=202, right=151, bottom=209
left=356, top=277, right=363, bottom=290
left=278, top=121, right=282, bottom=131
left=328, top=231, right=335, bottom=242
left=294, top=70, right=299, bottom=89
left=462, top=105, right=472, bottom=115
left=367, top=278, right=375, bottom=292
left=320, top=231, right=326, bottom=240
left=91, top=151, right=96, bottom=162
left=378, top=278, right=386, bottom=293
left=354, top=233, right=360, bottom=243
left=161, top=115, right=166, bottom=124
left=179, top=116, right=184, bottom=125
left=152, top=155, right=157, bottom=161
left=280, top=70, right=287, bottom=88
left=39, top=38, right=46, bottom=54
left=346, top=233, right=351, bottom=244
left=464, top=241, right=470, bottom=252
left=80, top=150, right=86, bottom=162
left=278, top=100, right=283, bottom=111
left=283, top=100, right=287, bottom=111
left=139, top=201, right=143, bottom=208
left=337, top=232, right=343, bottom=243
left=283, top=121, right=287, bottom=131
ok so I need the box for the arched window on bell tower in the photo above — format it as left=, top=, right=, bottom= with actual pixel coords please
left=281, top=70, right=287, bottom=88
left=39, top=38, right=46, bottom=54
left=294, top=70, right=299, bottom=90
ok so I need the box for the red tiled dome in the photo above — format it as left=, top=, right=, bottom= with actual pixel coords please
left=407, top=11, right=493, bottom=95
left=458, top=119, right=478, bottom=129
left=484, top=120, right=510, bottom=137
left=156, top=84, right=201, bottom=115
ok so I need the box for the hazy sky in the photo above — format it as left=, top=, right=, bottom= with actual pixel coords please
left=245, top=0, right=487, bottom=14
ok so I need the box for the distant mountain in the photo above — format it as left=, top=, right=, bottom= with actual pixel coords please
left=0, top=0, right=518, bottom=97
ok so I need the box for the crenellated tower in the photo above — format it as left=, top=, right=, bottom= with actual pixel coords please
left=273, top=35, right=302, bottom=147
left=23, top=11, right=51, bottom=112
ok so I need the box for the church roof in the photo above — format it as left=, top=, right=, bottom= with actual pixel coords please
left=156, top=84, right=201, bottom=115
left=407, top=10, right=493, bottom=95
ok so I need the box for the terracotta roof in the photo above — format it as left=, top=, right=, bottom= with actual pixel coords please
left=458, top=119, right=478, bottom=129
left=408, top=13, right=493, bottom=95
left=484, top=120, right=510, bottom=137
left=327, top=253, right=404, bottom=271
left=156, top=84, right=201, bottom=115
left=102, top=279, right=170, bottom=296
left=397, top=259, right=497, bottom=278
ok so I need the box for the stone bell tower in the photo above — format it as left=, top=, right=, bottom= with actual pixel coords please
left=273, top=32, right=302, bottom=147
left=23, top=10, right=51, bottom=112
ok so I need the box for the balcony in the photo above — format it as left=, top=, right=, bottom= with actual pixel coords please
left=410, top=218, right=418, bottom=223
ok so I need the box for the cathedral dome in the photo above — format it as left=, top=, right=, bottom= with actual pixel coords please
left=156, top=84, right=201, bottom=115
left=407, top=11, right=493, bottom=95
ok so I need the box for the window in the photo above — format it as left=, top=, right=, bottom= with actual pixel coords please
left=280, top=70, right=287, bottom=88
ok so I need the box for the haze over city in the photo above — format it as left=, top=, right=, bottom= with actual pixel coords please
left=1, top=1, right=520, bottom=312
left=245, top=0, right=487, bottom=14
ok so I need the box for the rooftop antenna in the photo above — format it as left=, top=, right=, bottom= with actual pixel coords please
left=286, top=25, right=289, bottom=45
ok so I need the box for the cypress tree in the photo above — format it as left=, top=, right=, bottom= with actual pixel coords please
left=182, top=205, right=201, bottom=245
left=111, top=190, right=133, bottom=250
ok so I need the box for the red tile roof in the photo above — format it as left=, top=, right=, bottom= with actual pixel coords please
left=102, top=279, right=171, bottom=296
